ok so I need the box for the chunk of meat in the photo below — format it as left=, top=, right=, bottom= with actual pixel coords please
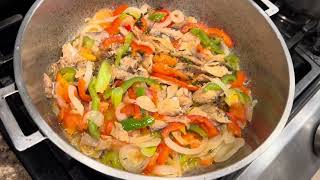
left=110, top=122, right=129, bottom=143
left=176, top=88, right=192, bottom=111
left=112, top=67, right=133, bottom=80
left=119, top=56, right=139, bottom=73
left=43, top=73, right=53, bottom=98
left=199, top=104, right=230, bottom=123
left=157, top=97, right=182, bottom=116
left=166, top=85, right=178, bottom=99
left=203, top=64, right=230, bottom=77
left=142, top=54, right=153, bottom=72
left=150, top=28, right=183, bottom=40
left=192, top=87, right=222, bottom=104
left=59, top=43, right=85, bottom=68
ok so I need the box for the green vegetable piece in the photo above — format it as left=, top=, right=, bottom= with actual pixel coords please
left=225, top=88, right=251, bottom=106
left=190, top=28, right=223, bottom=54
left=59, top=67, right=76, bottom=82
left=103, top=88, right=112, bottom=100
left=121, top=77, right=157, bottom=93
left=222, top=74, right=236, bottom=84
left=121, top=116, right=155, bottom=131
left=88, top=77, right=100, bottom=111
left=115, top=32, right=134, bottom=66
left=203, top=82, right=222, bottom=92
left=82, top=36, right=95, bottom=49
left=136, top=87, right=145, bottom=97
left=189, top=124, right=208, bottom=137
left=119, top=13, right=128, bottom=20
left=95, top=61, right=112, bottom=93
left=111, top=87, right=124, bottom=107
left=101, top=151, right=123, bottom=170
left=225, top=54, right=240, bottom=70
left=179, top=154, right=199, bottom=172
left=88, top=119, right=100, bottom=139
left=151, top=131, right=161, bottom=138
left=141, top=146, right=157, bottom=157
left=148, top=12, right=166, bottom=22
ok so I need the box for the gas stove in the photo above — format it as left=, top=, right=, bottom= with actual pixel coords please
left=0, top=0, right=319, bottom=180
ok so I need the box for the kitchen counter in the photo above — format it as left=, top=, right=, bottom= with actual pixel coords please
left=0, top=133, right=31, bottom=180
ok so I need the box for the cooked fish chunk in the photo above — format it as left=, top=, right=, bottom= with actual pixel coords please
left=199, top=104, right=230, bottom=123
left=192, top=87, right=222, bottom=104
left=157, top=97, right=182, bottom=116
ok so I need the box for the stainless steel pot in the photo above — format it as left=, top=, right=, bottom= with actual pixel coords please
left=0, top=0, right=294, bottom=179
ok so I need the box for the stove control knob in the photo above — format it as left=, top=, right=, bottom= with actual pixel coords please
left=313, top=124, right=320, bottom=156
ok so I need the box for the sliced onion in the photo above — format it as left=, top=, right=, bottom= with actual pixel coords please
left=68, top=85, right=84, bottom=116
left=130, top=134, right=154, bottom=144
left=152, top=165, right=179, bottom=177
left=140, top=4, right=150, bottom=14
left=150, top=120, right=168, bottom=131
left=138, top=137, right=161, bottom=148
left=211, top=78, right=229, bottom=93
left=172, top=131, right=188, bottom=145
left=115, top=103, right=128, bottom=121
left=164, top=136, right=208, bottom=155
left=153, top=16, right=172, bottom=29
left=170, top=10, right=185, bottom=24
left=162, top=116, right=191, bottom=128
left=83, top=61, right=93, bottom=90
left=119, top=145, right=150, bottom=173
left=83, top=110, right=104, bottom=127
left=213, top=138, right=245, bottom=162
left=55, top=94, right=68, bottom=108
left=196, top=135, right=224, bottom=157
left=80, top=133, right=99, bottom=147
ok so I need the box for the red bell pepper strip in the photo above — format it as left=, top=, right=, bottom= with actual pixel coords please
left=180, top=22, right=208, bottom=33
left=231, top=71, right=247, bottom=88
left=120, top=103, right=141, bottom=119
left=187, top=115, right=219, bottom=137
left=127, top=87, right=137, bottom=99
left=152, top=63, right=189, bottom=81
left=102, top=35, right=124, bottom=48
left=229, top=103, right=247, bottom=124
left=131, top=41, right=154, bottom=55
left=101, top=121, right=114, bottom=136
left=56, top=73, right=70, bottom=103
left=113, top=4, right=128, bottom=16
left=106, top=17, right=122, bottom=35
left=77, top=79, right=91, bottom=102
left=227, top=121, right=242, bottom=137
left=143, top=153, right=158, bottom=174
left=207, top=27, right=234, bottom=48
left=156, top=142, right=171, bottom=165
left=161, top=122, right=185, bottom=137
left=151, top=73, right=199, bottom=91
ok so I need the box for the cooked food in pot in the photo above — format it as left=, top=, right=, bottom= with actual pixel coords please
left=43, top=4, right=257, bottom=177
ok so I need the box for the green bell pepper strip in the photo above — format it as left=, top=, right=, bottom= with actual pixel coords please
left=115, top=32, right=134, bottom=66
left=120, top=77, right=157, bottom=93
left=135, top=87, right=145, bottom=97
left=225, top=88, right=251, bottom=106
left=101, top=151, right=123, bottom=170
left=121, top=116, right=155, bottom=131
left=95, top=60, right=112, bottom=93
left=203, top=82, right=222, bottom=92
left=189, top=124, right=208, bottom=137
left=88, top=77, right=100, bottom=111
left=58, top=67, right=76, bottom=82
left=141, top=146, right=157, bottom=157
left=221, top=74, right=236, bottom=84
left=111, top=87, right=124, bottom=107
left=88, top=119, right=100, bottom=139
left=82, top=36, right=95, bottom=49
left=148, top=12, right=166, bottom=22
left=190, top=28, right=223, bottom=54
left=225, top=53, right=240, bottom=71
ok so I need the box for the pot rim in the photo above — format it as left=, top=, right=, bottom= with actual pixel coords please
left=13, top=0, right=295, bottom=179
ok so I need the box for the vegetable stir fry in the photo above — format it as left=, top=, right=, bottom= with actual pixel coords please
left=43, top=4, right=257, bottom=177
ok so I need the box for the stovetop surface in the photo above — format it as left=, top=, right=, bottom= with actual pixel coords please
left=0, top=0, right=320, bottom=180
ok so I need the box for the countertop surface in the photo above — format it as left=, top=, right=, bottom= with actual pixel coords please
left=0, top=133, right=31, bottom=180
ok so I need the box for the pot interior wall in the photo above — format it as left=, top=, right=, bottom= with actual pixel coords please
left=18, top=0, right=290, bottom=176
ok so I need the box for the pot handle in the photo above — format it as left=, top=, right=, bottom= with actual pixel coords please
left=0, top=84, right=46, bottom=151
left=258, top=0, right=279, bottom=16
